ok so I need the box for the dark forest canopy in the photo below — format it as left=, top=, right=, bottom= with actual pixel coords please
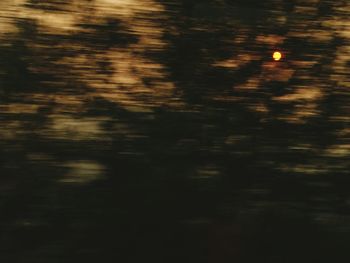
left=0, top=0, right=349, bottom=262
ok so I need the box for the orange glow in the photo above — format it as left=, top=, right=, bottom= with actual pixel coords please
left=273, top=51, right=282, bottom=61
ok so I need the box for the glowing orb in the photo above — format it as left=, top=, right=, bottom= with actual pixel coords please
left=273, top=51, right=282, bottom=61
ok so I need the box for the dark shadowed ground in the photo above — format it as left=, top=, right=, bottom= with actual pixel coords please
left=0, top=0, right=349, bottom=262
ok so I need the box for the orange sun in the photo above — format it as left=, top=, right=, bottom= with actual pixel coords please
left=273, top=51, right=282, bottom=61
